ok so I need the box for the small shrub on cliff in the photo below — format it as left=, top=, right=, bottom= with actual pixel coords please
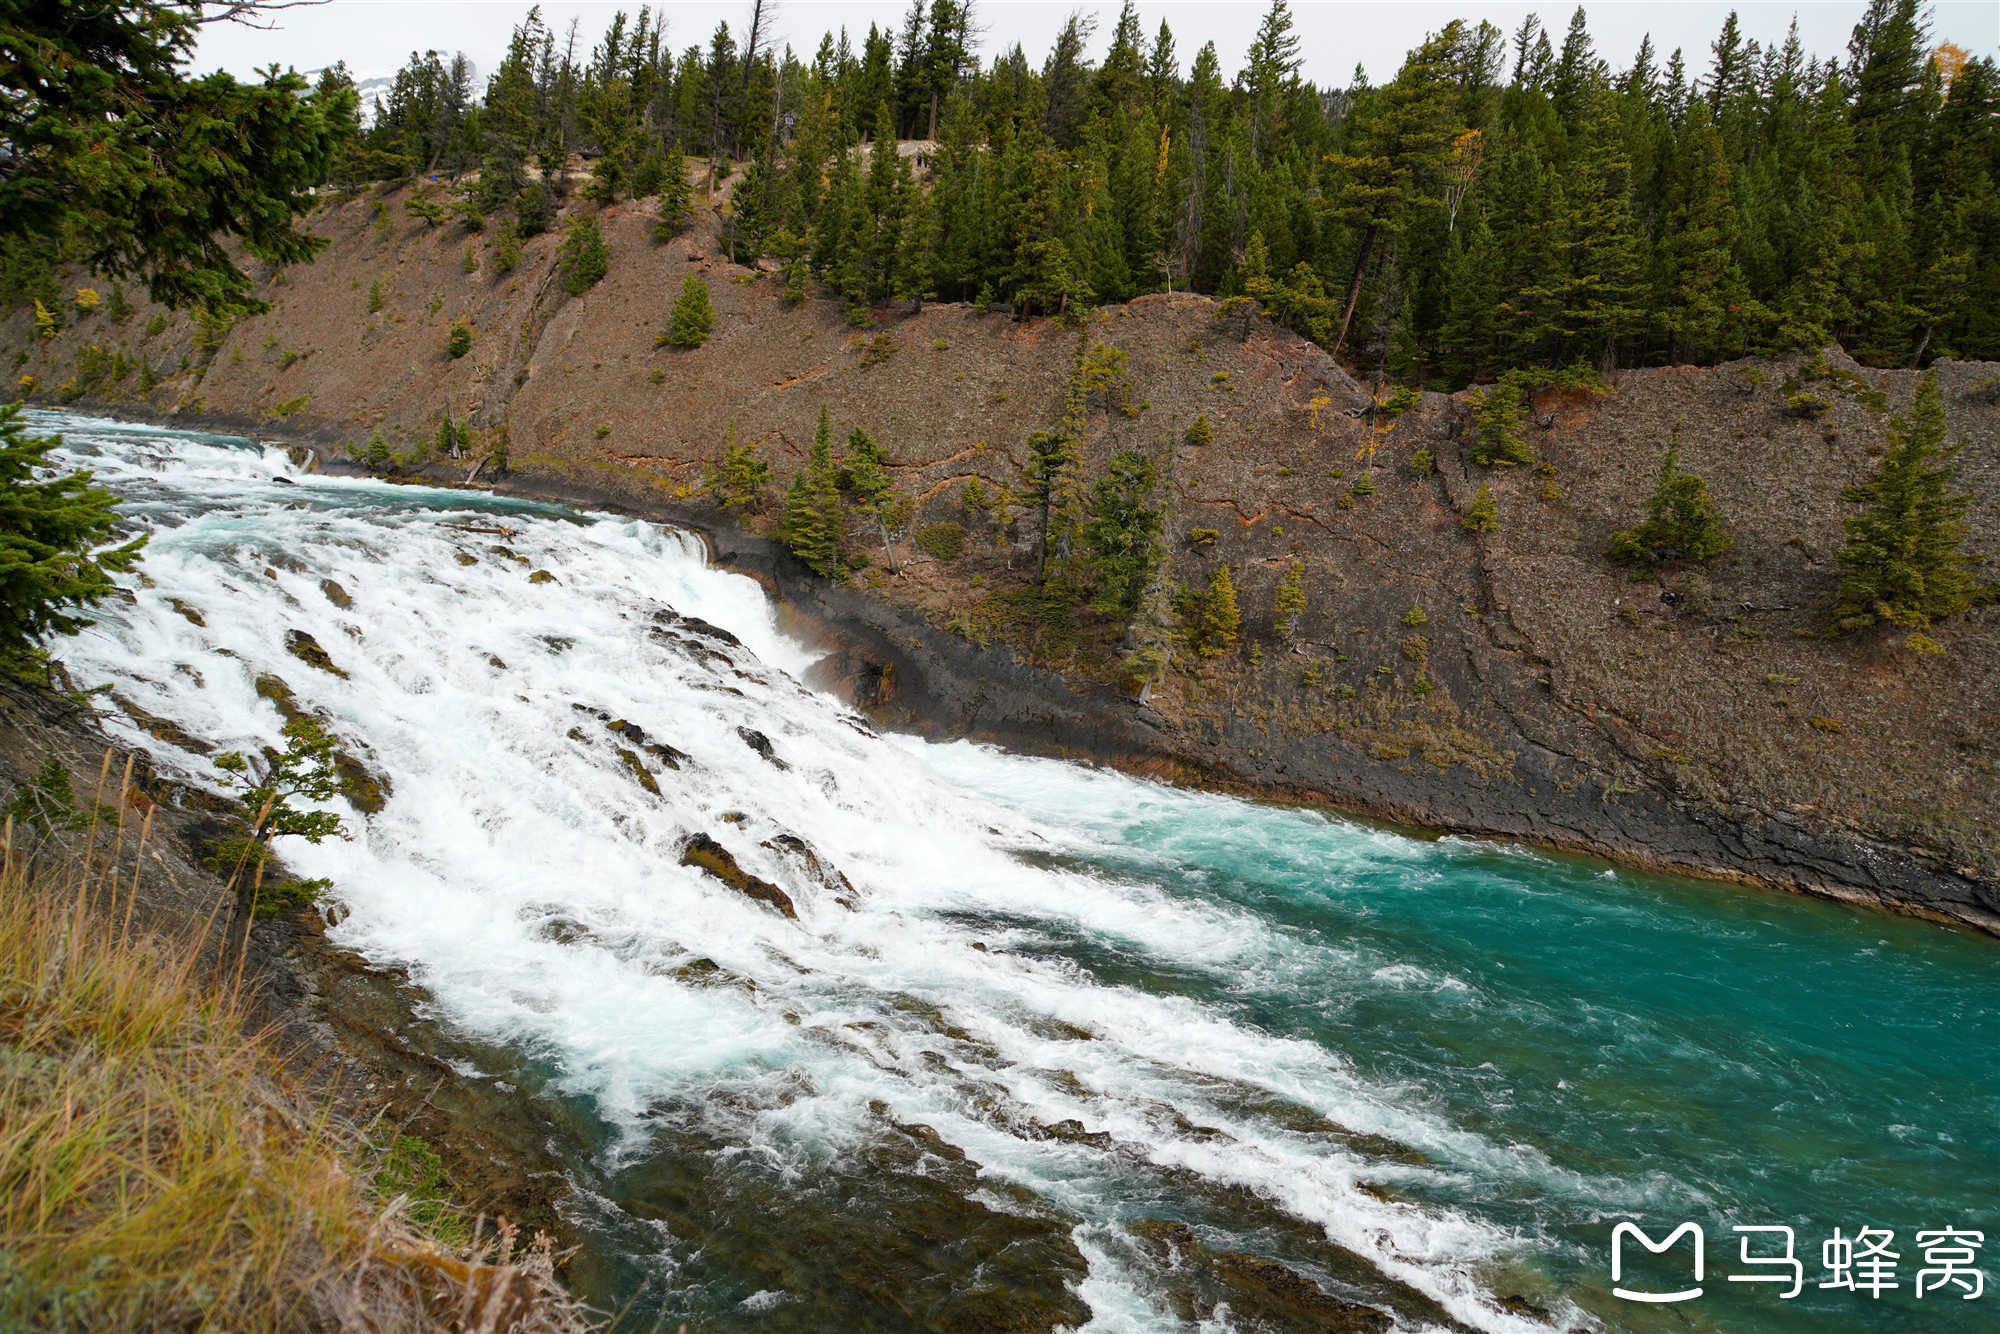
left=1469, top=379, right=1534, bottom=466
left=1410, top=446, right=1436, bottom=477
left=666, top=274, right=715, bottom=348
left=916, top=522, right=967, bottom=562
left=362, top=431, right=392, bottom=470
left=1186, top=414, right=1213, bottom=448
left=366, top=278, right=385, bottom=314
left=512, top=182, right=553, bottom=237
left=558, top=216, right=609, bottom=296
left=707, top=420, right=770, bottom=514
left=211, top=716, right=350, bottom=910
left=1273, top=561, right=1307, bottom=639
left=1462, top=482, right=1499, bottom=532
left=1191, top=564, right=1242, bottom=657
left=491, top=220, right=521, bottom=274
left=1609, top=440, right=1732, bottom=567
left=445, top=321, right=473, bottom=359
left=404, top=196, right=445, bottom=227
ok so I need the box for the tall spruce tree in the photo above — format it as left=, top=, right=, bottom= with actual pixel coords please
left=1832, top=371, right=1987, bottom=635
left=781, top=407, right=848, bottom=578
left=1081, top=448, right=1165, bottom=619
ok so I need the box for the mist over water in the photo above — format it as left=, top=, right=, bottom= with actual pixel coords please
left=42, top=411, right=2000, bottom=1334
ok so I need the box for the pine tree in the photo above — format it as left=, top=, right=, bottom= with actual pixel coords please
left=1193, top=564, right=1241, bottom=657
left=780, top=407, right=846, bottom=578
left=1832, top=371, right=1987, bottom=634
left=652, top=139, right=695, bottom=240
left=1469, top=381, right=1535, bottom=465
left=1, top=4, right=355, bottom=313
left=1081, top=448, right=1165, bottom=619
left=1021, top=428, right=1080, bottom=585
left=841, top=423, right=900, bottom=571
left=559, top=215, right=610, bottom=295
left=1324, top=23, right=1466, bottom=354
left=1462, top=482, right=1499, bottom=532
left=709, top=420, right=770, bottom=514
left=666, top=273, right=716, bottom=347
left=1654, top=105, right=1748, bottom=363
left=1609, top=440, right=1732, bottom=565
left=0, top=406, right=147, bottom=677
left=1272, top=560, right=1307, bottom=638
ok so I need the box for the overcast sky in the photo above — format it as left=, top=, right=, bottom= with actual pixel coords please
left=197, top=1, right=1998, bottom=91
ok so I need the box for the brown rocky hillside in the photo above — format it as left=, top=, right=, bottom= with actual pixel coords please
left=9, top=181, right=1998, bottom=934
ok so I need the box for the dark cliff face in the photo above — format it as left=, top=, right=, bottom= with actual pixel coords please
left=9, top=181, right=1997, bottom=934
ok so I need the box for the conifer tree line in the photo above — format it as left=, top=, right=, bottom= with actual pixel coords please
left=333, top=0, right=1998, bottom=378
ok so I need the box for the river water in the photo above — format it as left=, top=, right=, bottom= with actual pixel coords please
left=36, top=411, right=2000, bottom=1334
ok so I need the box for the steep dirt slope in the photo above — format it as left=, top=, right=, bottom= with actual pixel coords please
left=9, top=182, right=1997, bottom=933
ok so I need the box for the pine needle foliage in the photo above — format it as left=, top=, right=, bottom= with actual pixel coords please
left=666, top=273, right=715, bottom=348
left=0, top=406, right=146, bottom=678
left=1832, top=370, right=1989, bottom=635
left=1609, top=440, right=1732, bottom=566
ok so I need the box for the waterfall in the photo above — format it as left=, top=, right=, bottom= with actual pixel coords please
left=43, top=411, right=2000, bottom=1334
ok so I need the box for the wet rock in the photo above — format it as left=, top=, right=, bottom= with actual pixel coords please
left=719, top=810, right=748, bottom=825
left=603, top=718, right=688, bottom=769
left=676, top=614, right=743, bottom=649
left=528, top=569, right=559, bottom=585
left=455, top=550, right=478, bottom=566
left=489, top=545, right=529, bottom=564
left=165, top=596, right=206, bottom=627
left=335, top=753, right=390, bottom=815
left=539, top=635, right=573, bottom=655
left=1022, top=1014, right=1097, bottom=1042
left=657, top=956, right=759, bottom=992
left=736, top=727, right=788, bottom=769
left=1126, top=1220, right=1394, bottom=1334
left=1024, top=1117, right=1114, bottom=1148
left=255, top=671, right=300, bottom=716
left=608, top=1100, right=1090, bottom=1334
left=616, top=747, right=661, bottom=796
left=110, top=692, right=214, bottom=755
left=678, top=833, right=797, bottom=919
left=1498, top=1294, right=1555, bottom=1321
left=486, top=653, right=506, bottom=670
left=761, top=832, right=860, bottom=908
left=284, top=629, right=348, bottom=679
left=319, top=578, right=352, bottom=609
left=534, top=916, right=593, bottom=946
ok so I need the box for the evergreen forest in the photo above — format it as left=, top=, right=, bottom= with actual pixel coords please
left=330, top=0, right=1999, bottom=382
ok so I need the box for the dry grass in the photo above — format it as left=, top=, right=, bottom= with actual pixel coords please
left=0, top=763, right=596, bottom=1333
